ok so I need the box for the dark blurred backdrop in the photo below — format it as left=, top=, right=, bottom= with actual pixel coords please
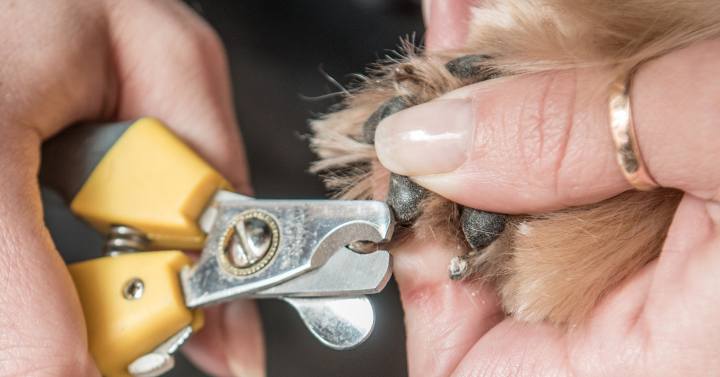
left=45, top=1, right=424, bottom=376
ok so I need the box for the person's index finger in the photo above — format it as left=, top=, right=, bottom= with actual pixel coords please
left=108, top=0, right=251, bottom=193
left=376, top=39, right=720, bottom=213
left=393, top=238, right=503, bottom=377
left=377, top=68, right=628, bottom=213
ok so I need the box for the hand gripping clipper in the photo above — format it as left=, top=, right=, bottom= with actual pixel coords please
left=40, top=118, right=394, bottom=377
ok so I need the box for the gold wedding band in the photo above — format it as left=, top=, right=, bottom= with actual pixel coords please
left=608, top=72, right=659, bottom=191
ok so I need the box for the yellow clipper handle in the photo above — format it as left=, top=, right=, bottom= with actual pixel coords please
left=69, top=251, right=203, bottom=377
left=41, top=119, right=228, bottom=375
left=41, top=117, right=230, bottom=249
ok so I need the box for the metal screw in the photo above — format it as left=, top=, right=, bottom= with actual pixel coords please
left=225, top=217, right=273, bottom=268
left=123, top=278, right=145, bottom=300
left=218, top=211, right=280, bottom=276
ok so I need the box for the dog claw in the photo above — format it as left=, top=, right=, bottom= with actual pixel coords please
left=386, top=173, right=428, bottom=224
left=448, top=255, right=471, bottom=280
left=362, top=96, right=411, bottom=144
left=445, top=54, right=498, bottom=82
left=461, top=207, right=507, bottom=250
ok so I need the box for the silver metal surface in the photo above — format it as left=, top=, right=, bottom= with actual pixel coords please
left=181, top=191, right=394, bottom=308
left=123, top=278, right=145, bottom=300
left=225, top=215, right=275, bottom=268
left=219, top=210, right=280, bottom=275
left=175, top=190, right=395, bottom=357
left=128, top=326, right=192, bottom=377
left=284, top=297, right=375, bottom=350
left=105, top=225, right=149, bottom=255
left=253, top=245, right=391, bottom=298
left=198, top=190, right=252, bottom=233
left=347, top=240, right=390, bottom=254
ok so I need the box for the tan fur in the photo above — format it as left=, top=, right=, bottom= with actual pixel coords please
left=472, top=190, right=681, bottom=324
left=310, top=0, right=720, bottom=325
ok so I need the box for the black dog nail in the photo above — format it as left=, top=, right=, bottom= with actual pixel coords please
left=386, top=173, right=428, bottom=224
left=460, top=207, right=506, bottom=250
left=363, top=96, right=411, bottom=144
left=445, top=54, right=497, bottom=82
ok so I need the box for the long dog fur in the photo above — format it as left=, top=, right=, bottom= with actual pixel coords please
left=310, top=0, right=720, bottom=325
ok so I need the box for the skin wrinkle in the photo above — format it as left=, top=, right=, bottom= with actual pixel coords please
left=0, top=1, right=260, bottom=375
left=430, top=308, right=467, bottom=355
left=0, top=144, right=92, bottom=377
left=311, top=1, right=720, bottom=375
left=629, top=310, right=652, bottom=372
left=522, top=73, right=551, bottom=176
left=477, top=324, right=518, bottom=377
left=433, top=296, right=498, bottom=376
left=630, top=40, right=720, bottom=200
left=401, top=283, right=444, bottom=373
left=397, top=237, right=501, bottom=377
left=0, top=181, right=90, bottom=372
left=532, top=73, right=558, bottom=195
left=566, top=328, right=605, bottom=377
left=486, top=320, right=527, bottom=376
left=455, top=74, right=584, bottom=212
left=500, top=76, right=539, bottom=203
left=521, top=71, right=576, bottom=207
left=552, top=71, right=576, bottom=207
left=3, top=342, right=86, bottom=376
left=561, top=70, right=625, bottom=207
left=621, top=332, right=649, bottom=377
left=558, top=335, right=580, bottom=377
left=515, top=75, right=539, bottom=188
left=399, top=273, right=442, bottom=311
left=647, top=199, right=711, bottom=294
left=466, top=87, right=495, bottom=178
left=621, top=271, right=654, bottom=346
left=642, top=199, right=714, bottom=374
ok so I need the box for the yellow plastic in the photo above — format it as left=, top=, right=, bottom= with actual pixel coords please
left=70, top=118, right=229, bottom=249
left=69, top=251, right=203, bottom=377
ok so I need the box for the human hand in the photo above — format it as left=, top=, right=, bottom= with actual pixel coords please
left=373, top=1, right=720, bottom=376
left=0, top=1, right=262, bottom=376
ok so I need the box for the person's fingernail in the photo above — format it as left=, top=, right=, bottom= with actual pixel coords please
left=375, top=99, right=474, bottom=176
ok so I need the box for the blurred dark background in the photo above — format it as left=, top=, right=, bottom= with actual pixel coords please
left=44, top=1, right=424, bottom=376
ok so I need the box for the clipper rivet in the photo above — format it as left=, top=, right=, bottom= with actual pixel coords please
left=123, top=278, right=145, bottom=300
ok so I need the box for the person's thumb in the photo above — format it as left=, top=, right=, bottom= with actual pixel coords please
left=375, top=40, right=720, bottom=213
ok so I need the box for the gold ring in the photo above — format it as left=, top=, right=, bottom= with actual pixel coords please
left=608, top=72, right=658, bottom=191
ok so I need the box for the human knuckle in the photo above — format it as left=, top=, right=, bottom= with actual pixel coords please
left=172, top=19, right=224, bottom=61
left=517, top=72, right=576, bottom=195
left=0, top=344, right=94, bottom=377
left=541, top=73, right=575, bottom=163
